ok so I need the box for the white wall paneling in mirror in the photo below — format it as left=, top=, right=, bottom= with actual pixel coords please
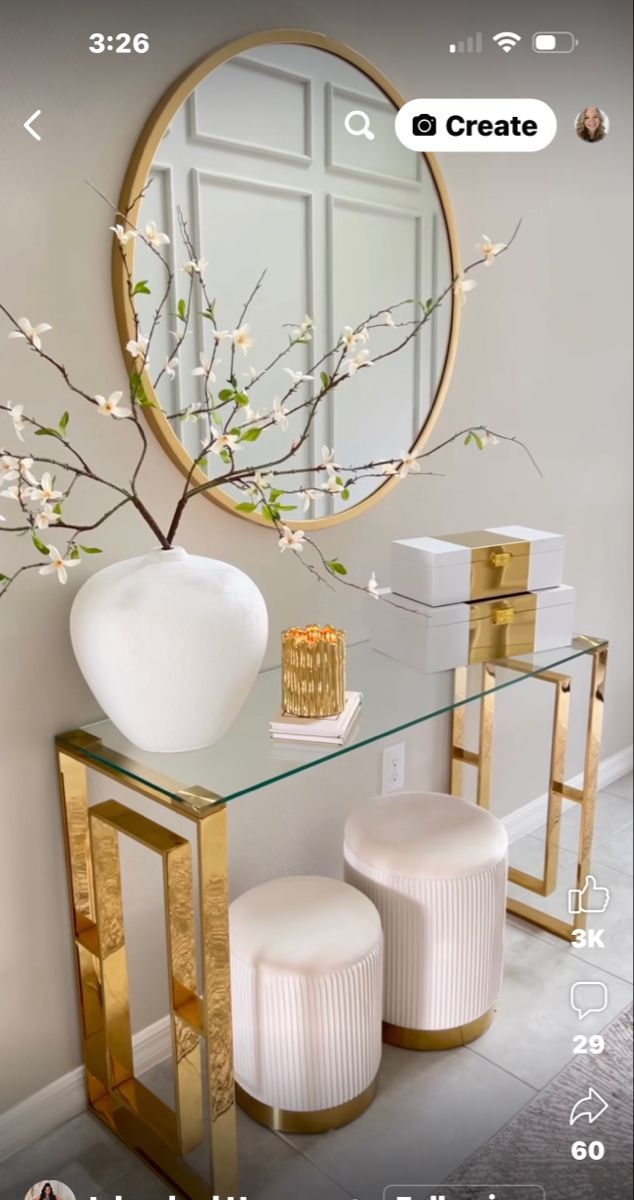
left=116, top=31, right=460, bottom=527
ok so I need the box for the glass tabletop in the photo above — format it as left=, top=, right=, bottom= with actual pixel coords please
left=57, top=636, right=605, bottom=815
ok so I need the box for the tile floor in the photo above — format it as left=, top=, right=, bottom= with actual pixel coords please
left=1, top=775, right=632, bottom=1200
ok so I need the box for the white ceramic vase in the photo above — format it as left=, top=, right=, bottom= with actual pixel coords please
left=70, top=547, right=268, bottom=752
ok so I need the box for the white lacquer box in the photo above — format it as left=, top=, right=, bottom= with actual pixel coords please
left=391, top=526, right=565, bottom=607
left=370, top=585, right=576, bottom=674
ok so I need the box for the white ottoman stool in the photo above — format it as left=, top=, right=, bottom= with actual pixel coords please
left=230, top=875, right=383, bottom=1132
left=344, top=791, right=508, bottom=1049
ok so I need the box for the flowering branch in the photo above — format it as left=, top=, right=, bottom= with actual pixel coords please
left=1, top=198, right=533, bottom=603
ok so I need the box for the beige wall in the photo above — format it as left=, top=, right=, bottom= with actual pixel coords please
left=0, top=0, right=631, bottom=1112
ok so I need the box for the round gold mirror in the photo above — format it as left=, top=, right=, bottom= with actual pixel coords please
left=114, top=30, right=461, bottom=529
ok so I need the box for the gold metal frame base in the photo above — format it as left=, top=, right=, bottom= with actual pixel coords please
left=383, top=1007, right=495, bottom=1050
left=235, top=1076, right=378, bottom=1133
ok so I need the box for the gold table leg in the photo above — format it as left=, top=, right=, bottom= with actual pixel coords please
left=450, top=643, right=609, bottom=941
left=57, top=746, right=239, bottom=1200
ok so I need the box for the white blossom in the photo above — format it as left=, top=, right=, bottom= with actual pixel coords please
left=321, top=446, right=340, bottom=477
left=380, top=311, right=396, bottom=327
left=367, top=572, right=380, bottom=597
left=165, top=355, right=179, bottom=380
left=453, top=276, right=477, bottom=305
left=345, top=348, right=374, bottom=376
left=278, top=526, right=306, bottom=553
left=298, top=488, right=321, bottom=512
left=249, top=471, right=272, bottom=493
left=321, top=475, right=344, bottom=494
left=34, top=504, right=61, bottom=529
left=30, top=471, right=63, bottom=503
left=232, top=325, right=254, bottom=355
left=7, top=402, right=27, bottom=441
left=381, top=461, right=399, bottom=475
left=477, top=235, right=506, bottom=265
left=144, top=220, right=170, bottom=247
left=8, top=318, right=52, bottom=351
left=110, top=223, right=137, bottom=246
left=192, top=352, right=220, bottom=382
left=340, top=325, right=369, bottom=350
left=181, top=257, right=208, bottom=275
left=292, top=315, right=314, bottom=341
left=38, top=544, right=79, bottom=585
left=210, top=432, right=240, bottom=456
left=95, top=391, right=131, bottom=419
left=272, top=397, right=289, bottom=430
left=1, top=455, right=36, bottom=485
left=213, top=330, right=232, bottom=343
left=126, top=334, right=150, bottom=359
left=283, top=368, right=314, bottom=385
left=397, top=451, right=422, bottom=479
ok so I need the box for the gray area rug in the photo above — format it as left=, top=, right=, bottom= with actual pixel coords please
left=449, top=1004, right=633, bottom=1200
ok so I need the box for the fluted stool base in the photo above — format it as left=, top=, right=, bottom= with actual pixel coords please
left=383, top=1006, right=495, bottom=1051
left=236, top=1076, right=379, bottom=1134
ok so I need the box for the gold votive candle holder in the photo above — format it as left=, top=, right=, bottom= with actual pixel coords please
left=282, top=625, right=346, bottom=717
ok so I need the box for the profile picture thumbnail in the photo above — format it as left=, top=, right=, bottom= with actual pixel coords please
left=575, top=106, right=609, bottom=142
left=25, top=1182, right=77, bottom=1200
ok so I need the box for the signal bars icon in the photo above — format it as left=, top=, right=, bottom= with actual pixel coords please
left=492, top=31, right=522, bottom=52
left=449, top=33, right=483, bottom=53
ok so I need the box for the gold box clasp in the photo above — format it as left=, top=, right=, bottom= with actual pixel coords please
left=492, top=603, right=515, bottom=626
left=489, top=551, right=512, bottom=568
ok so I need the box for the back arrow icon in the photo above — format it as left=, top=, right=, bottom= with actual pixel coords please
left=24, top=110, right=42, bottom=141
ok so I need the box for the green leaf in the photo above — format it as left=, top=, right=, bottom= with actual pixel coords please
left=235, top=502, right=256, bottom=513
left=326, top=559, right=348, bottom=576
left=235, top=392, right=250, bottom=407
left=53, top=503, right=63, bottom=515
left=276, top=504, right=297, bottom=512
left=218, top=388, right=236, bottom=402
left=79, top=545, right=103, bottom=554
left=240, top=426, right=262, bottom=442
left=473, top=432, right=486, bottom=450
left=196, top=456, right=208, bottom=471
left=269, top=488, right=284, bottom=503
left=211, top=410, right=223, bottom=428
left=59, top=411, right=70, bottom=435
left=341, top=488, right=350, bottom=501
left=32, top=534, right=49, bottom=556
left=35, top=427, right=62, bottom=440
left=131, top=280, right=151, bottom=296
left=261, top=505, right=280, bottom=523
left=0, top=573, right=9, bottom=582
left=320, top=371, right=330, bottom=390
left=201, top=307, right=216, bottom=322
left=220, top=449, right=231, bottom=464
left=131, top=372, right=155, bottom=408
left=69, top=546, right=81, bottom=560
left=464, top=432, right=474, bottom=446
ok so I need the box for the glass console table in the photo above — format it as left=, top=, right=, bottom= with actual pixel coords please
left=55, top=634, right=608, bottom=1200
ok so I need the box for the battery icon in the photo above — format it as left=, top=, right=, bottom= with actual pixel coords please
left=533, top=31, right=578, bottom=53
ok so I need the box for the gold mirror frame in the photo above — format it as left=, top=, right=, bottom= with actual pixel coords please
left=113, top=29, right=462, bottom=531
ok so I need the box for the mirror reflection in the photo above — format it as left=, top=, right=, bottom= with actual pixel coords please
left=134, top=42, right=454, bottom=520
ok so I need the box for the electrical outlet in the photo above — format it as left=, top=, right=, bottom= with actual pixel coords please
left=382, top=742, right=405, bottom=793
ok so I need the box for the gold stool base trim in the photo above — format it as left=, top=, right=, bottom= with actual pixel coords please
left=235, top=1076, right=378, bottom=1133
left=383, top=1006, right=495, bottom=1050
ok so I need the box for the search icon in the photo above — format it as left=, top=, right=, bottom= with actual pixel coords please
left=344, top=109, right=375, bottom=140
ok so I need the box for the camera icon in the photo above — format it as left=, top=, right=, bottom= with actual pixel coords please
left=412, top=113, right=437, bottom=136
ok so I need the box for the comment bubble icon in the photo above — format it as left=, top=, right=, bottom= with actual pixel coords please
left=570, top=980, right=608, bottom=1021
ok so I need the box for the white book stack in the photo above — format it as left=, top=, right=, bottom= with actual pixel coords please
left=269, top=691, right=362, bottom=745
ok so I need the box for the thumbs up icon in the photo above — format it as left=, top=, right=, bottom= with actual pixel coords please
left=568, top=874, right=610, bottom=914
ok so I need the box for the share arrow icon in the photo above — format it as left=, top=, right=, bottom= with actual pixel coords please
left=24, top=110, right=42, bottom=140
left=569, top=1086, right=609, bottom=1125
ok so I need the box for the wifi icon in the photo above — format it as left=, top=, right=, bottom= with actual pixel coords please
left=493, top=31, right=522, bottom=52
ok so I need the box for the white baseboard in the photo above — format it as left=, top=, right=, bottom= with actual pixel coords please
left=1, top=745, right=631, bottom=1163
left=503, top=744, right=633, bottom=843
left=0, top=1016, right=172, bottom=1163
